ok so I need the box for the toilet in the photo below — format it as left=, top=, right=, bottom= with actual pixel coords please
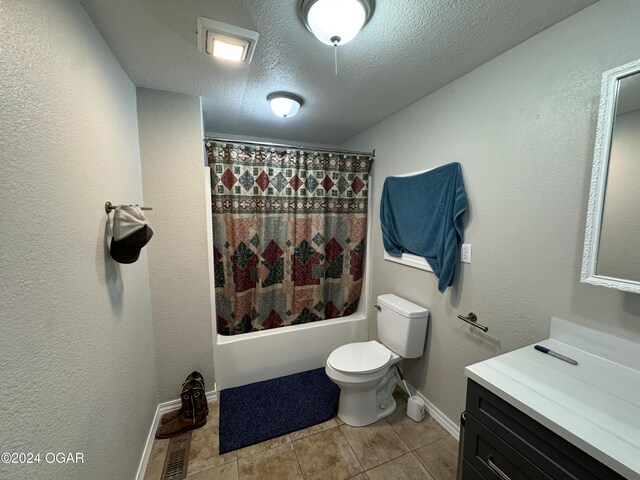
left=325, top=294, right=429, bottom=426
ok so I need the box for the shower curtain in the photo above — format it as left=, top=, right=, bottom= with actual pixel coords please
left=206, top=141, right=373, bottom=336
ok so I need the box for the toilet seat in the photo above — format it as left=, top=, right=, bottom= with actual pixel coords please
left=327, top=341, right=391, bottom=374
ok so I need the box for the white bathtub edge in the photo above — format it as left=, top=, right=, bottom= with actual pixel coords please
left=214, top=313, right=368, bottom=390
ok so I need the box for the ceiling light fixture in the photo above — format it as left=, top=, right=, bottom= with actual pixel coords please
left=197, top=17, right=259, bottom=63
left=300, top=0, right=374, bottom=74
left=267, top=92, right=303, bottom=118
left=211, top=38, right=248, bottom=62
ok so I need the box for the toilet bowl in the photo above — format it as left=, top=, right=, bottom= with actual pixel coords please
left=325, top=340, right=401, bottom=426
left=325, top=294, right=429, bottom=426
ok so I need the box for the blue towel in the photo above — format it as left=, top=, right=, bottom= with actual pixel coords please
left=380, top=162, right=468, bottom=293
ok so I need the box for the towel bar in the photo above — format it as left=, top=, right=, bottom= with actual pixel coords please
left=457, top=313, right=488, bottom=332
left=105, top=201, right=153, bottom=214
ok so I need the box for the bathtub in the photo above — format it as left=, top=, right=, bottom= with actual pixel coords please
left=213, top=311, right=369, bottom=389
left=203, top=166, right=374, bottom=390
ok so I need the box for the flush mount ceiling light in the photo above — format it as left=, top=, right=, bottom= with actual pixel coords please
left=197, top=17, right=259, bottom=63
left=299, top=0, right=374, bottom=47
left=267, top=92, right=303, bottom=118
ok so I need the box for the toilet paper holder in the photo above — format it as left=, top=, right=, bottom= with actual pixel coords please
left=457, top=312, right=489, bottom=332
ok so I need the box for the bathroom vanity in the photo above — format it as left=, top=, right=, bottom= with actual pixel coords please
left=460, top=318, right=640, bottom=480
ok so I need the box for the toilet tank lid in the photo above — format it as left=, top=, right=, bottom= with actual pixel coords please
left=377, top=294, right=429, bottom=318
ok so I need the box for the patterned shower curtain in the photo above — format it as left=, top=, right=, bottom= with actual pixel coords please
left=206, top=141, right=373, bottom=336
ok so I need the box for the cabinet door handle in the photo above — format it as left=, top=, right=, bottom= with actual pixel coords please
left=487, top=455, right=511, bottom=480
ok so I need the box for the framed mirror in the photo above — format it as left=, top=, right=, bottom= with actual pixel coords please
left=582, top=58, right=640, bottom=293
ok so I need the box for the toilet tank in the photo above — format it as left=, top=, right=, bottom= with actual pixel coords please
left=377, top=294, right=429, bottom=358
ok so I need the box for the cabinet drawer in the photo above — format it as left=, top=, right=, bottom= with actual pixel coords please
left=466, top=380, right=625, bottom=480
left=460, top=459, right=488, bottom=480
left=464, top=413, right=553, bottom=480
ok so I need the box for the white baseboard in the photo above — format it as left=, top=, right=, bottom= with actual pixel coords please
left=156, top=389, right=218, bottom=417
left=135, top=389, right=217, bottom=480
left=404, top=383, right=461, bottom=440
left=135, top=402, right=162, bottom=480
left=415, top=392, right=461, bottom=440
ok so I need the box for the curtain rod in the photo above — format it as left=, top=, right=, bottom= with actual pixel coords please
left=204, top=136, right=375, bottom=158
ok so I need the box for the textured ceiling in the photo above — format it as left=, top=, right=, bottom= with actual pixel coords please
left=79, top=0, right=597, bottom=144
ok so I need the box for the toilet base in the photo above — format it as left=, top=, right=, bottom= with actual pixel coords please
left=335, top=367, right=400, bottom=427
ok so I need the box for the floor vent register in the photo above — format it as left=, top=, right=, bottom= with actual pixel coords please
left=162, top=432, right=191, bottom=480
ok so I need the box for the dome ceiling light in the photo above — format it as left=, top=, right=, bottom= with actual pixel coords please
left=267, top=92, right=304, bottom=118
left=300, top=0, right=375, bottom=74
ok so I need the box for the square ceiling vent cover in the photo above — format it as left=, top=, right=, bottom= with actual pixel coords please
left=197, top=16, right=259, bottom=63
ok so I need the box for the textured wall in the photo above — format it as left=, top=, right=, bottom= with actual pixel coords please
left=342, top=0, right=640, bottom=423
left=0, top=1, right=157, bottom=478
left=137, top=88, right=215, bottom=402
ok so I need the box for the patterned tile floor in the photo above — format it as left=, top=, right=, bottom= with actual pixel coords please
left=144, top=390, right=459, bottom=480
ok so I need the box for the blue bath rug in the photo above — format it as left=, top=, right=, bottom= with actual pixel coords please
left=218, top=368, right=339, bottom=454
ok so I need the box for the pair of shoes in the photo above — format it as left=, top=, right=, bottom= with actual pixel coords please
left=155, top=372, right=208, bottom=439
left=160, top=371, right=209, bottom=425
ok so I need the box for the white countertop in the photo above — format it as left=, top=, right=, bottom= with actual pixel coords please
left=465, top=318, right=640, bottom=480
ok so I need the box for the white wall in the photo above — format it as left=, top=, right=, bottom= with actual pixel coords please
left=137, top=88, right=215, bottom=402
left=342, top=0, right=640, bottom=423
left=0, top=1, right=157, bottom=478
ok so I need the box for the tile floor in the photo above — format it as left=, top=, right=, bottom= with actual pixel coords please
left=144, top=390, right=459, bottom=480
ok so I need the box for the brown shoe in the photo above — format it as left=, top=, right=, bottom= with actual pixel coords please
left=160, top=371, right=208, bottom=425
left=155, top=411, right=207, bottom=439
left=155, top=410, right=207, bottom=439
left=156, top=381, right=207, bottom=439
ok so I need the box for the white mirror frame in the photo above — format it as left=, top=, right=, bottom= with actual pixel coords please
left=581, top=58, right=640, bottom=294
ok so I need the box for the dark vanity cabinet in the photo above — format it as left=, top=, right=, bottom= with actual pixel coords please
left=459, top=380, right=626, bottom=480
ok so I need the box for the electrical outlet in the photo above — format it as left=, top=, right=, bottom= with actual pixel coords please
left=461, top=244, right=472, bottom=263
